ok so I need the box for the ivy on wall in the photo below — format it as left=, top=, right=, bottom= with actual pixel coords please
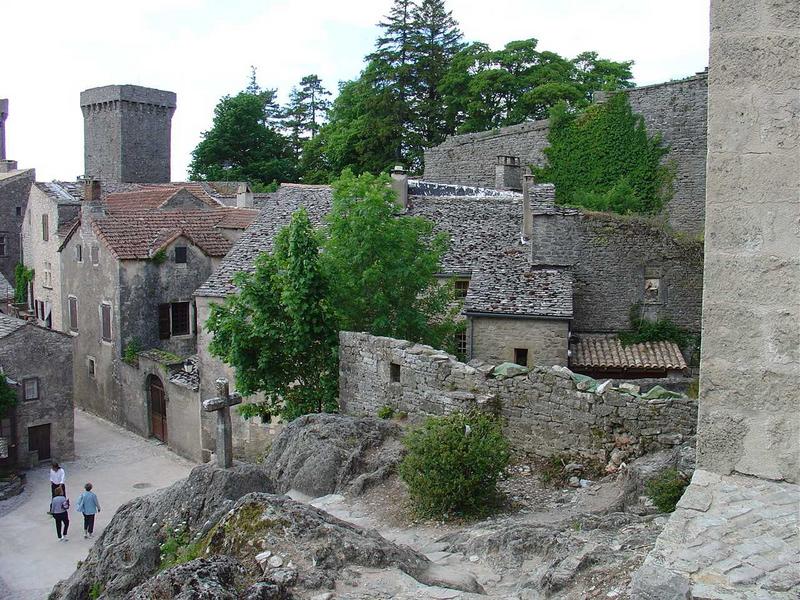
left=13, top=264, right=34, bottom=305
left=534, top=92, right=674, bottom=215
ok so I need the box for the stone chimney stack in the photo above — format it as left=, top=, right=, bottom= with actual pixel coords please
left=0, top=99, right=7, bottom=161
left=390, top=165, right=409, bottom=210
left=521, top=174, right=534, bottom=241
left=236, top=182, right=254, bottom=208
left=83, top=177, right=102, bottom=202
left=81, top=85, right=176, bottom=183
left=496, top=155, right=522, bottom=191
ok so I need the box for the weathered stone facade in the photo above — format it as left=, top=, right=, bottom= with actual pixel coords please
left=0, top=169, right=34, bottom=287
left=81, top=85, right=176, bottom=183
left=531, top=206, right=704, bottom=334
left=339, top=332, right=697, bottom=458
left=423, top=73, right=708, bottom=234
left=0, top=315, right=74, bottom=467
left=468, top=316, right=569, bottom=367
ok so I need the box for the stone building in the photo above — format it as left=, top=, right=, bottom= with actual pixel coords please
left=631, top=1, right=799, bottom=597
left=58, top=181, right=256, bottom=460
left=0, top=313, right=73, bottom=468
left=81, top=85, right=176, bottom=183
left=423, top=72, right=709, bottom=235
left=0, top=99, right=35, bottom=290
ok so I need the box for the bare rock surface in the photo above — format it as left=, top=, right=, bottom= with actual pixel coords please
left=262, top=413, right=405, bottom=497
left=49, top=463, right=273, bottom=600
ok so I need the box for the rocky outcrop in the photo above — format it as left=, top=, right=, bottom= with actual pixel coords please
left=49, top=463, right=273, bottom=600
left=262, top=413, right=405, bottom=498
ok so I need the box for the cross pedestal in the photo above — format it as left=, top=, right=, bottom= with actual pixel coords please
left=203, top=378, right=242, bottom=468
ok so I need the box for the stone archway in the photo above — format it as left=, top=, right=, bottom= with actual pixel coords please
left=147, top=374, right=167, bottom=443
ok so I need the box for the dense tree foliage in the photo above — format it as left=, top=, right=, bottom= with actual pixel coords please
left=191, top=1, right=634, bottom=182
left=534, top=92, right=673, bottom=215
left=206, top=172, right=459, bottom=419
left=206, top=209, right=339, bottom=421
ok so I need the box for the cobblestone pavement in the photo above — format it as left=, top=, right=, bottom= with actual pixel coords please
left=0, top=409, right=193, bottom=600
left=631, top=469, right=800, bottom=599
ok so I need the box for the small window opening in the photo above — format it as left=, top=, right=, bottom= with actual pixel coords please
left=514, top=348, right=528, bottom=367
left=454, top=279, right=470, bottom=298
left=390, top=362, right=401, bottom=383
left=175, top=246, right=188, bottom=264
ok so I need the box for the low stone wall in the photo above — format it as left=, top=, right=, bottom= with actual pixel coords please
left=339, top=332, right=697, bottom=458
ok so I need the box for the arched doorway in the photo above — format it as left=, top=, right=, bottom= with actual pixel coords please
left=148, top=375, right=167, bottom=442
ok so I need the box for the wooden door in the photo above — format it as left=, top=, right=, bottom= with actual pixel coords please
left=149, top=376, right=167, bottom=442
left=28, top=423, right=51, bottom=461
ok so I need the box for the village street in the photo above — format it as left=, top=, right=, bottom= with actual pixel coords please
left=0, top=409, right=193, bottom=600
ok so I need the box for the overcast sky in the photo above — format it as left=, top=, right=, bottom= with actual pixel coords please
left=3, top=0, right=710, bottom=181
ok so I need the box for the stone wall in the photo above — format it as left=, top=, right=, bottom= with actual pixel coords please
left=423, top=73, right=708, bottom=234
left=0, top=169, right=34, bottom=286
left=468, top=316, right=569, bottom=366
left=0, top=323, right=74, bottom=466
left=531, top=207, right=704, bottom=334
left=339, top=332, right=697, bottom=458
left=698, top=0, right=799, bottom=484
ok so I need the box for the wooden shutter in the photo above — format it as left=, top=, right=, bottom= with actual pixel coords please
left=158, top=304, right=171, bottom=339
left=69, top=297, right=78, bottom=331
left=101, top=304, right=111, bottom=341
left=42, top=214, right=49, bottom=241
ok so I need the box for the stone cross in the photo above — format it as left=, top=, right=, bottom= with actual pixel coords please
left=202, top=378, right=242, bottom=468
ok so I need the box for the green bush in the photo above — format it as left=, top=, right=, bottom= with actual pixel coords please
left=377, top=405, right=395, bottom=420
left=122, top=339, right=141, bottom=365
left=88, top=582, right=104, bottom=600
left=399, top=411, right=510, bottom=519
left=619, top=304, right=696, bottom=349
left=645, top=468, right=689, bottom=513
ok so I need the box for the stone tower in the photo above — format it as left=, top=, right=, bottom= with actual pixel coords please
left=80, top=85, right=176, bottom=183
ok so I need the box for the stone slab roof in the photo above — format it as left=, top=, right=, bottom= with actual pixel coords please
left=570, top=334, right=688, bottom=371
left=464, top=266, right=573, bottom=319
left=92, top=209, right=256, bottom=260
left=169, top=356, right=200, bottom=391
left=195, top=185, right=333, bottom=298
left=34, top=182, right=81, bottom=205
left=0, top=313, right=26, bottom=338
left=0, top=271, right=14, bottom=301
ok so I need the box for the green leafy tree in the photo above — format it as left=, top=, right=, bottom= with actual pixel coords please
left=189, top=74, right=296, bottom=186
left=0, top=372, right=18, bottom=418
left=534, top=92, right=673, bottom=215
left=206, top=209, right=338, bottom=420
left=323, top=170, right=459, bottom=349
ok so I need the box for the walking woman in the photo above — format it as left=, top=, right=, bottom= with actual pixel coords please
left=50, top=485, right=70, bottom=542
left=49, top=461, right=66, bottom=497
left=76, top=482, right=101, bottom=538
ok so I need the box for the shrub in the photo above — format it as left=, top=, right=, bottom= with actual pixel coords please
left=88, top=582, right=104, bottom=600
left=377, top=405, right=395, bottom=420
left=399, top=411, right=510, bottom=519
left=645, top=468, right=689, bottom=513
left=13, top=264, right=34, bottom=304
left=0, top=372, right=18, bottom=418
left=159, top=528, right=203, bottom=570
left=122, top=339, right=141, bottom=365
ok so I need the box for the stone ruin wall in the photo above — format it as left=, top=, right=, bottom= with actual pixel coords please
left=339, top=332, right=698, bottom=459
left=531, top=208, right=705, bottom=335
left=423, top=73, right=708, bottom=234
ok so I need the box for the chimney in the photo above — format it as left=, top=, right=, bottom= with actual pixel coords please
left=390, top=165, right=409, bottom=210
left=236, top=182, right=254, bottom=208
left=83, top=177, right=102, bottom=202
left=495, top=155, right=522, bottom=191
left=521, top=174, right=534, bottom=241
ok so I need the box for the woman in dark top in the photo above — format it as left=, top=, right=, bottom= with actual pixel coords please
left=50, top=485, right=70, bottom=542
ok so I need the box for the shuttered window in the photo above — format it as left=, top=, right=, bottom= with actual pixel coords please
left=171, top=302, right=190, bottom=336
left=68, top=297, right=78, bottom=331
left=101, top=304, right=112, bottom=342
left=42, top=214, right=49, bottom=241
left=158, top=304, right=171, bottom=339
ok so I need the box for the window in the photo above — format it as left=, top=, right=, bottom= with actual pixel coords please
left=75, top=244, right=83, bottom=263
left=15, top=207, right=21, bottom=217
left=390, top=362, right=401, bottom=383
left=644, top=278, right=662, bottom=304
left=68, top=296, right=78, bottom=331
left=100, top=303, right=112, bottom=342
left=43, top=262, right=52, bottom=288
left=454, top=279, right=470, bottom=299
left=0, top=234, right=6, bottom=257
left=23, top=378, right=39, bottom=401
left=159, top=301, right=192, bottom=338
left=87, top=357, right=96, bottom=379
left=455, top=331, right=467, bottom=357
left=91, top=245, right=99, bottom=266
left=41, top=214, right=49, bottom=241
left=174, top=246, right=187, bottom=264
left=514, top=348, right=529, bottom=367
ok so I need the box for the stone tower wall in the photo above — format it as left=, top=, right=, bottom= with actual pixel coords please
left=81, top=85, right=176, bottom=183
left=423, top=73, right=708, bottom=234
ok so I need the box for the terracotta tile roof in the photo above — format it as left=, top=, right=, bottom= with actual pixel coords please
left=217, top=208, right=260, bottom=229
left=105, top=185, right=222, bottom=212
left=92, top=209, right=253, bottom=260
left=465, top=265, right=573, bottom=318
left=570, top=334, right=688, bottom=371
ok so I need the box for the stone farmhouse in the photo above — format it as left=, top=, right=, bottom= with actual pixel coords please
left=0, top=312, right=74, bottom=468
